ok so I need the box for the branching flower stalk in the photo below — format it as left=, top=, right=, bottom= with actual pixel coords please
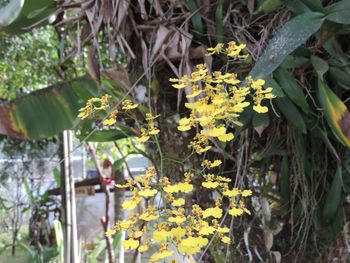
left=78, top=42, right=276, bottom=262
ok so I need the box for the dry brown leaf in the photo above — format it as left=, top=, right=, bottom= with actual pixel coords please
left=102, top=0, right=111, bottom=24
left=148, top=0, right=164, bottom=16
left=101, top=67, right=130, bottom=88
left=138, top=0, right=148, bottom=20
left=141, top=37, right=149, bottom=76
left=116, top=0, right=129, bottom=29
left=151, top=25, right=171, bottom=61
left=87, top=46, right=100, bottom=84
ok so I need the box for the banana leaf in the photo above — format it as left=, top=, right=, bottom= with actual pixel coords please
left=0, top=75, right=98, bottom=140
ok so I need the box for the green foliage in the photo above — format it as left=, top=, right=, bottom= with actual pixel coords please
left=0, top=26, right=60, bottom=99
left=274, top=68, right=310, bottom=113
left=250, top=12, right=324, bottom=78
left=322, top=166, right=343, bottom=226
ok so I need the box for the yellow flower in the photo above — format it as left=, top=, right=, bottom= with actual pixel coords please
left=145, top=113, right=160, bottom=120
left=253, top=104, right=268, bottom=113
left=217, top=176, right=231, bottom=182
left=132, top=230, right=144, bottom=239
left=199, top=225, right=216, bottom=236
left=136, top=128, right=150, bottom=142
left=138, top=189, right=157, bottom=197
left=197, top=145, right=212, bottom=154
left=224, top=77, right=240, bottom=85
left=123, top=239, right=139, bottom=250
left=178, top=182, right=193, bottom=193
left=201, top=126, right=227, bottom=137
left=197, top=116, right=213, bottom=126
left=103, top=117, right=116, bottom=126
left=218, top=132, right=234, bottom=142
left=211, top=160, right=222, bottom=167
left=202, top=159, right=222, bottom=168
left=122, top=194, right=141, bottom=210
left=178, top=237, right=208, bottom=255
left=105, top=229, right=116, bottom=237
left=223, top=188, right=240, bottom=197
left=172, top=198, right=185, bottom=207
left=217, top=227, right=230, bottom=233
left=178, top=125, right=192, bottom=131
left=229, top=207, right=244, bottom=217
left=251, top=79, right=265, bottom=89
left=140, top=211, right=159, bottom=221
left=221, top=236, right=231, bottom=244
left=138, top=245, right=149, bottom=253
left=202, top=181, right=219, bottom=189
left=118, top=219, right=134, bottom=230
left=150, top=250, right=173, bottom=262
left=203, top=207, right=223, bottom=219
left=186, top=89, right=203, bottom=98
left=207, top=43, right=224, bottom=55
left=171, top=226, right=186, bottom=239
left=122, top=100, right=138, bottom=110
left=164, top=184, right=180, bottom=193
left=170, top=75, right=190, bottom=89
left=179, top=117, right=191, bottom=126
left=115, top=183, right=130, bottom=188
left=153, top=229, right=171, bottom=241
left=264, top=93, right=276, bottom=99
left=172, top=83, right=187, bottom=89
left=169, top=216, right=186, bottom=224
left=241, top=189, right=253, bottom=197
left=148, top=127, right=160, bottom=135
left=226, top=41, right=246, bottom=58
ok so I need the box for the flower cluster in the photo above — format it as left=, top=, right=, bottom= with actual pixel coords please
left=247, top=76, right=276, bottom=113
left=107, top=165, right=252, bottom=262
left=79, top=42, right=270, bottom=262
left=136, top=113, right=160, bottom=143
left=169, top=42, right=276, bottom=154
left=78, top=95, right=139, bottom=126
left=207, top=41, right=247, bottom=59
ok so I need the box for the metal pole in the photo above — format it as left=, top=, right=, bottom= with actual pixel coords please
left=62, top=130, right=79, bottom=263
left=68, top=130, right=79, bottom=263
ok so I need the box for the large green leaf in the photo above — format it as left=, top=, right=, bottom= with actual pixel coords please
left=325, top=0, right=350, bottom=25
left=275, top=96, right=307, bottom=133
left=322, top=166, right=343, bottom=225
left=0, top=0, right=57, bottom=35
left=300, top=0, right=323, bottom=12
left=250, top=12, right=324, bottom=78
left=187, top=0, right=204, bottom=36
left=313, top=126, right=340, bottom=161
left=329, top=67, right=350, bottom=89
left=215, top=1, right=224, bottom=43
left=275, top=68, right=310, bottom=113
left=0, top=75, right=98, bottom=139
left=310, top=55, right=329, bottom=79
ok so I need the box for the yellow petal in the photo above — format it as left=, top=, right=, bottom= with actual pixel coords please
left=253, top=104, right=268, bottom=113
left=123, top=239, right=139, bottom=250
left=218, top=132, right=234, bottom=142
